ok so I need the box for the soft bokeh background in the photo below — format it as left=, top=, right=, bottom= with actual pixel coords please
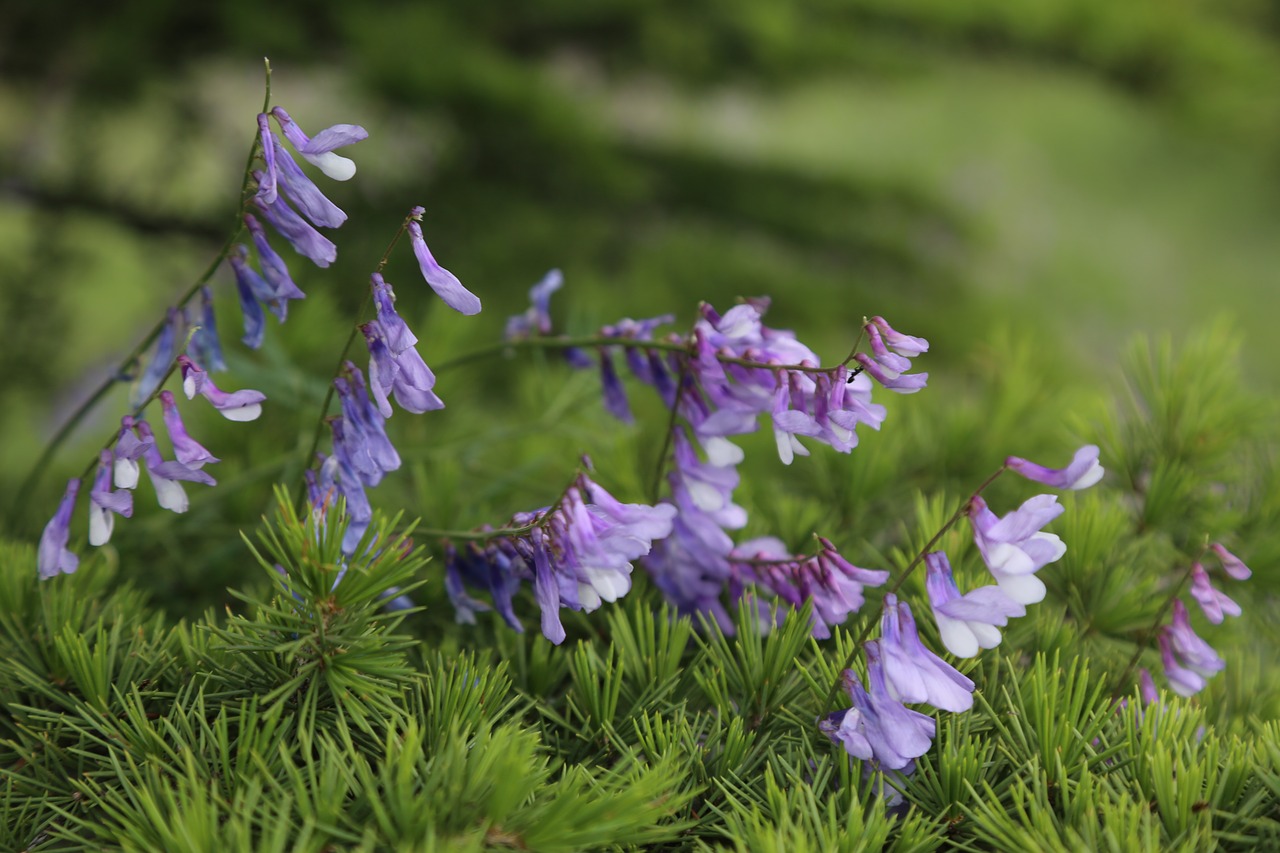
left=2, top=1, right=1278, bottom=618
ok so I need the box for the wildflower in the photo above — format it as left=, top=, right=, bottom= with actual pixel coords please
left=269, top=106, right=368, bottom=182
left=361, top=322, right=444, bottom=418
left=137, top=419, right=216, bottom=513
left=598, top=351, right=632, bottom=423
left=728, top=536, right=889, bottom=638
left=370, top=274, right=418, bottom=354
left=504, top=269, right=563, bottom=339
left=88, top=450, right=133, bottom=546
left=188, top=287, right=226, bottom=373
left=1164, top=599, right=1225, bottom=683
left=229, top=245, right=277, bottom=340
left=177, top=356, right=266, bottom=421
left=967, top=494, right=1066, bottom=605
left=1210, top=543, right=1251, bottom=580
left=1138, top=668, right=1159, bottom=706
left=333, top=365, right=400, bottom=484
left=253, top=192, right=337, bottom=267
left=1188, top=562, right=1241, bottom=624
left=407, top=210, right=481, bottom=315
left=133, top=308, right=181, bottom=406
left=266, top=135, right=348, bottom=228
left=112, top=415, right=155, bottom=489
left=879, top=594, right=975, bottom=712
left=925, top=551, right=1026, bottom=658
left=1006, top=445, right=1104, bottom=490
left=159, top=391, right=219, bottom=469
left=244, top=215, right=307, bottom=316
left=38, top=479, right=80, bottom=579
left=820, top=643, right=936, bottom=770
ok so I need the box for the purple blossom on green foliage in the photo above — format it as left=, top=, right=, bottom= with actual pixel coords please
left=407, top=210, right=481, bottom=315
left=88, top=450, right=133, bottom=547
left=1006, top=445, right=1104, bottom=491
left=38, top=479, right=80, bottom=580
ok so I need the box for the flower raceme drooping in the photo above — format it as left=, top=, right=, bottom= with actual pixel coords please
left=924, top=551, right=1026, bottom=658
left=362, top=274, right=445, bottom=418
left=967, top=494, right=1066, bottom=605
left=1159, top=600, right=1226, bottom=698
left=136, top=419, right=216, bottom=514
left=1188, top=562, right=1242, bottom=624
left=332, top=363, right=401, bottom=487
left=442, top=474, right=676, bottom=644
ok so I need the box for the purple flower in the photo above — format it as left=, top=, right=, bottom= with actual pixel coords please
left=1210, top=543, right=1251, bottom=580
left=505, top=269, right=563, bottom=339
left=925, top=551, right=1026, bottom=658
left=1165, top=599, right=1225, bottom=681
left=852, top=353, right=928, bottom=393
left=1188, top=563, right=1241, bottom=624
left=38, top=479, right=80, bottom=579
left=967, top=495, right=1066, bottom=605
left=113, top=415, right=155, bottom=489
left=268, top=136, right=348, bottom=228
left=253, top=193, right=337, bottom=267
left=819, top=644, right=936, bottom=770
left=407, top=211, right=481, bottom=315
left=137, top=420, right=216, bottom=513
left=255, top=113, right=280, bottom=205
left=244, top=215, right=307, bottom=316
left=771, top=378, right=821, bottom=465
left=598, top=351, right=632, bottom=423
left=88, top=450, right=133, bottom=546
left=333, top=365, right=400, bottom=485
left=361, top=322, right=444, bottom=417
left=729, top=536, right=889, bottom=638
left=229, top=245, right=275, bottom=341
left=1006, top=445, right=1104, bottom=491
left=188, top=287, right=227, bottom=373
left=177, top=356, right=266, bottom=421
left=370, top=274, right=418, bottom=354
left=269, top=106, right=368, bottom=182
left=879, top=594, right=975, bottom=712
left=159, top=391, right=219, bottom=469
left=133, top=308, right=181, bottom=406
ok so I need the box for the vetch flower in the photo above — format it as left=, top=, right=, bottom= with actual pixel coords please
left=407, top=209, right=481, bottom=315
left=159, top=391, right=219, bottom=469
left=1189, top=562, right=1241, bottom=624
left=1164, top=599, right=1225, bottom=683
left=267, top=135, right=348, bottom=228
left=1138, top=668, right=1159, bottom=706
left=1210, top=543, right=1251, bottom=580
left=504, top=269, right=563, bottom=339
left=244, top=215, right=307, bottom=317
left=113, top=415, right=154, bottom=490
left=967, top=494, right=1066, bottom=605
left=229, top=245, right=277, bottom=340
left=188, top=286, right=226, bottom=373
left=820, top=644, right=936, bottom=770
left=137, top=420, right=215, bottom=513
left=88, top=450, right=133, bottom=546
left=370, top=273, right=418, bottom=354
left=879, top=593, right=975, bottom=712
left=925, top=551, right=1026, bottom=658
left=598, top=350, right=632, bottom=423
left=361, top=322, right=444, bottom=417
left=177, top=356, right=266, bottom=421
left=38, top=479, right=80, bottom=579
left=1006, top=445, right=1104, bottom=490
left=133, top=308, right=181, bottom=406
left=253, top=192, right=337, bottom=267
left=269, top=106, right=368, bottom=182
left=333, top=364, right=401, bottom=485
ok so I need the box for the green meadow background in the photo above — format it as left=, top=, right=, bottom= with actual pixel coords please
left=1, top=0, right=1277, bottom=618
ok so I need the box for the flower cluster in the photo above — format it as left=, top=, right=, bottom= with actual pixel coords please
left=1144, top=543, right=1250, bottom=699
left=821, top=445, right=1104, bottom=768
left=306, top=251, right=476, bottom=556
left=504, top=282, right=929, bottom=635
left=443, top=472, right=677, bottom=644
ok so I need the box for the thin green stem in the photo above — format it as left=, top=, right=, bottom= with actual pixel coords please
left=9, top=70, right=273, bottom=528
left=822, top=464, right=1009, bottom=708
left=649, top=352, right=693, bottom=504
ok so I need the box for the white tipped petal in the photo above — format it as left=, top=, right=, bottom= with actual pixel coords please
left=303, top=151, right=357, bottom=181
left=936, top=614, right=980, bottom=658
left=88, top=507, right=112, bottom=547
left=114, top=458, right=140, bottom=490
left=218, top=403, right=263, bottom=422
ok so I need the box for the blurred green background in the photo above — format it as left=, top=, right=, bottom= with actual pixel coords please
left=2, top=0, right=1278, bottom=613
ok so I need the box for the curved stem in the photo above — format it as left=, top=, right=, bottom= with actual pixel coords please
left=9, top=83, right=272, bottom=529
left=822, top=464, right=1008, bottom=708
